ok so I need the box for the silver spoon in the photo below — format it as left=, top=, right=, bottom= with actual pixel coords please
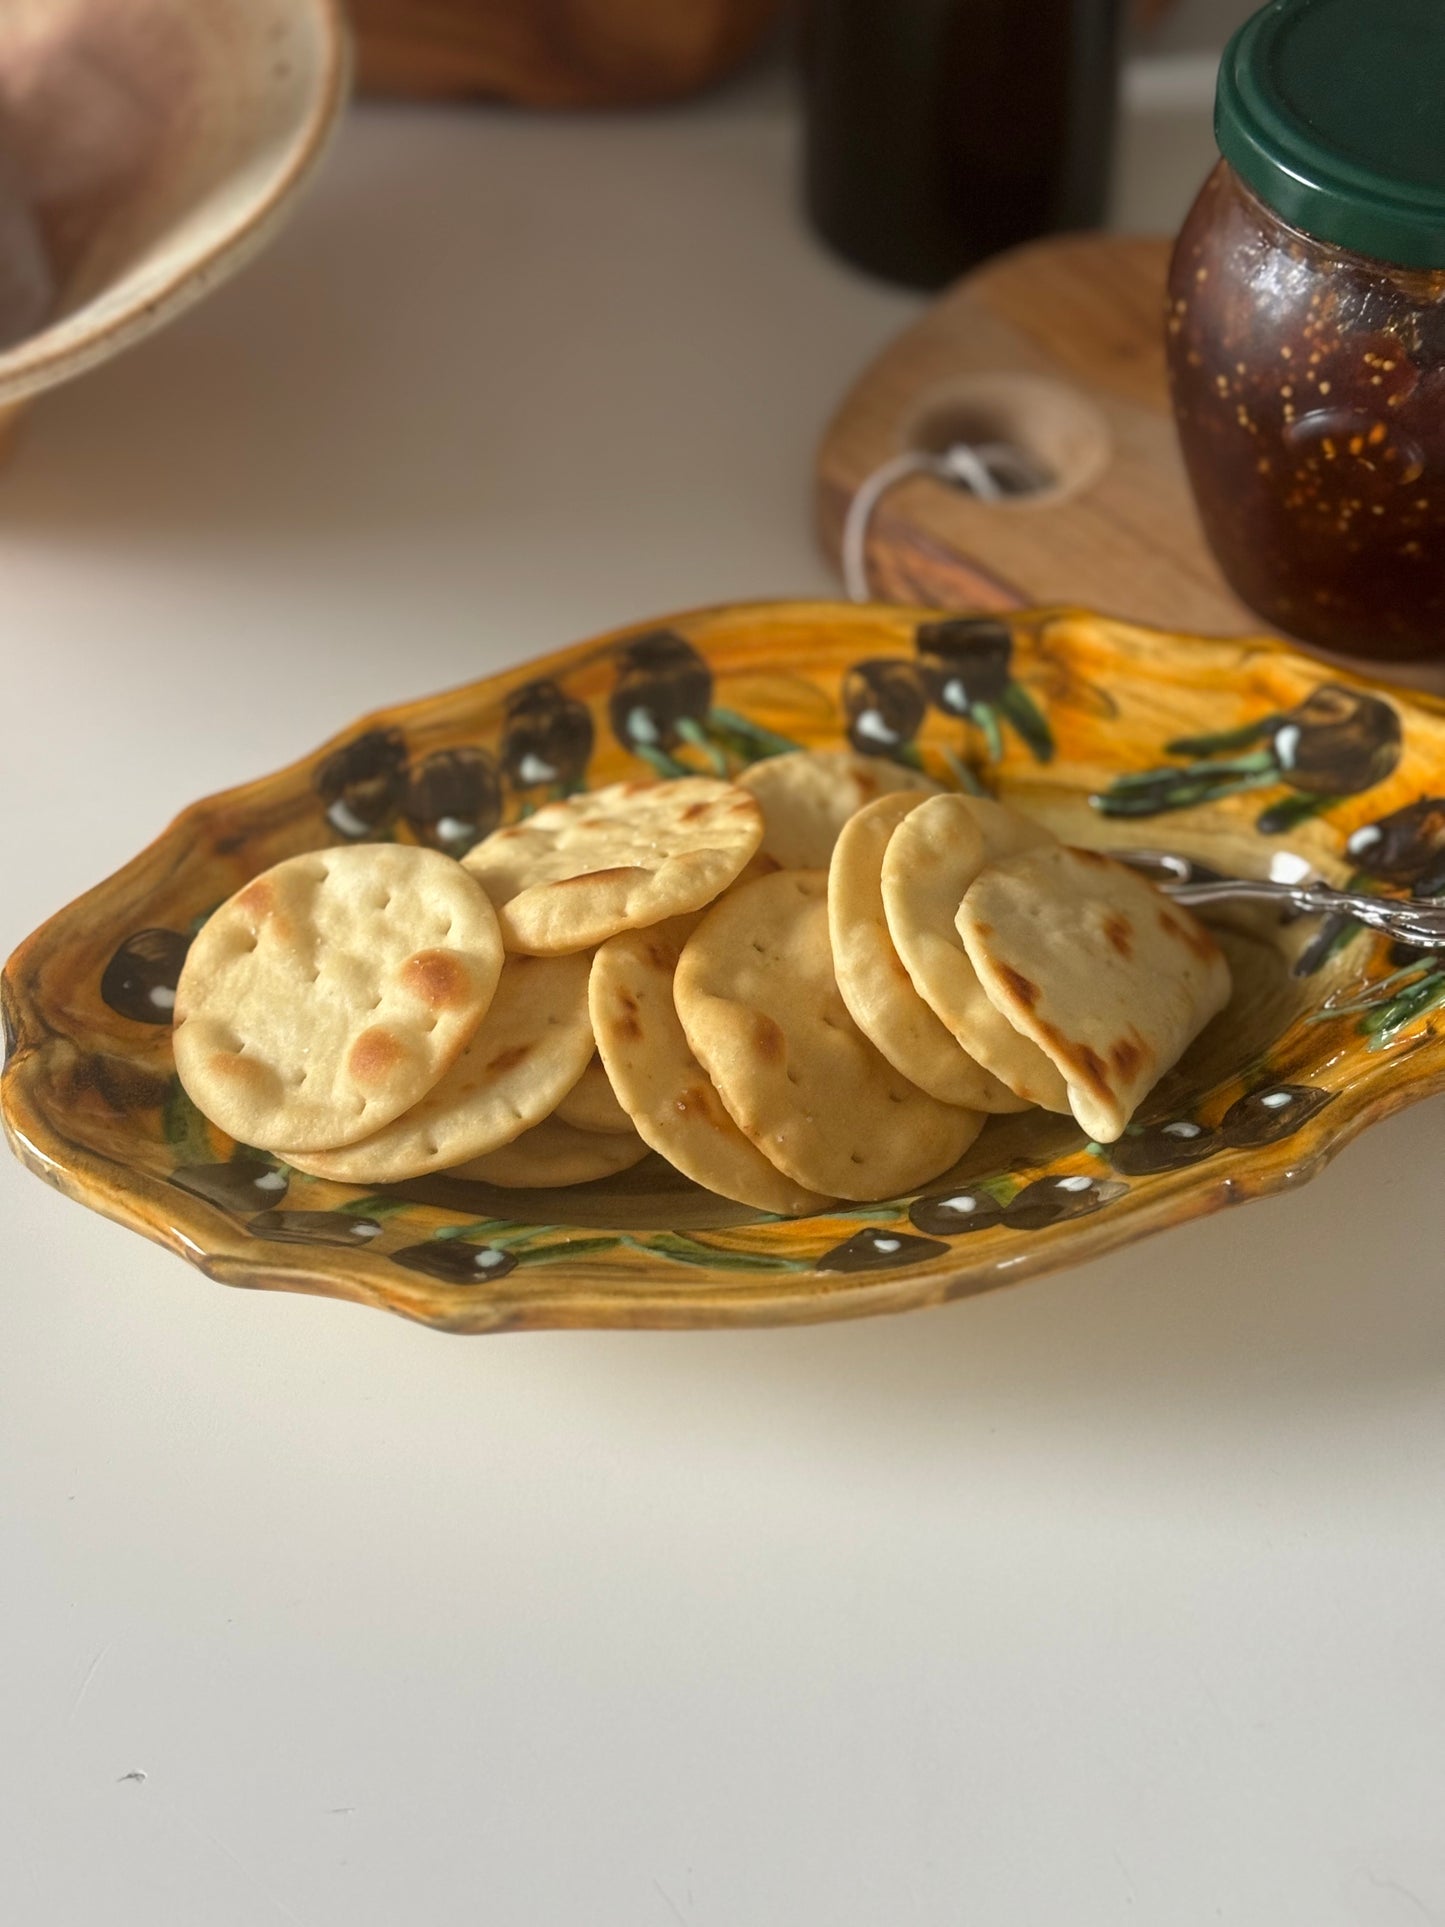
left=1115, top=849, right=1445, bottom=951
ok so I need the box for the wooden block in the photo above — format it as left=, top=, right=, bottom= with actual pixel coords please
left=349, top=0, right=783, bottom=106
left=815, top=233, right=1264, bottom=636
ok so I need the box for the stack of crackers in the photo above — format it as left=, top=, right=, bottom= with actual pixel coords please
left=172, top=752, right=1230, bottom=1209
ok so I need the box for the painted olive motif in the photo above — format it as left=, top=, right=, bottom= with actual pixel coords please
left=171, top=1161, right=290, bottom=1212
left=314, top=728, right=409, bottom=839
left=60, top=1052, right=172, bottom=1114
left=609, top=631, right=714, bottom=756
left=404, top=747, right=502, bottom=856
left=909, top=1187, right=1006, bottom=1236
left=1273, top=687, right=1401, bottom=798
left=1108, top=1120, right=1221, bottom=1176
left=815, top=1228, right=950, bottom=1272
left=842, top=658, right=927, bottom=758
left=1346, top=796, right=1445, bottom=894
left=914, top=616, right=1014, bottom=713
left=911, top=615, right=1054, bottom=763
left=1097, top=683, right=1401, bottom=830
left=1220, top=1085, right=1333, bottom=1148
left=391, top=1240, right=519, bottom=1283
left=501, top=680, right=595, bottom=792
left=247, top=1210, right=384, bottom=1247
left=1002, top=1174, right=1128, bottom=1231
left=100, top=929, right=192, bottom=1025
left=1299, top=794, right=1445, bottom=975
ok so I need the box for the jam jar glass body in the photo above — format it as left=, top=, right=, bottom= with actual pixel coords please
left=1168, top=160, right=1445, bottom=663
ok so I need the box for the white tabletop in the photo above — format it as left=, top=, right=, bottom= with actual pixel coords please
left=4, top=72, right=1445, bottom=1927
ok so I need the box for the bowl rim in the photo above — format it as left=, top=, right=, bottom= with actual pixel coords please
left=0, top=0, right=352, bottom=407
left=6, top=595, right=1445, bottom=1336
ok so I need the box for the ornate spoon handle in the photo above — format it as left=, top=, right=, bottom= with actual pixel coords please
left=1115, top=850, right=1445, bottom=951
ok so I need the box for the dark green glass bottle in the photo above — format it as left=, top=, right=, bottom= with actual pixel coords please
left=802, top=0, right=1125, bottom=290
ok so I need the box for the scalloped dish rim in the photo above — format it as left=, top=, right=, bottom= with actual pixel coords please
left=5, top=598, right=1445, bottom=1335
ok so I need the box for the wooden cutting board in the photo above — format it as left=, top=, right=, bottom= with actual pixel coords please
left=814, top=233, right=1263, bottom=636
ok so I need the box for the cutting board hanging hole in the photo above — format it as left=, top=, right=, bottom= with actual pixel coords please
left=904, top=374, right=1112, bottom=509
left=817, top=236, right=1261, bottom=629
left=842, top=371, right=1114, bottom=600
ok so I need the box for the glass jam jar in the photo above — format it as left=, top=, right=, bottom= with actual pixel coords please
left=1167, top=0, right=1445, bottom=664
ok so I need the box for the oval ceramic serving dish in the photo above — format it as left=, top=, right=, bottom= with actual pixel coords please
left=6, top=601, right=1445, bottom=1335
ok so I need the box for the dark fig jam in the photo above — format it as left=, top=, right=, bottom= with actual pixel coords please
left=1168, top=165, right=1445, bottom=662
left=1168, top=0, right=1445, bottom=665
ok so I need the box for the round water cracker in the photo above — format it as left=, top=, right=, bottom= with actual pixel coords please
left=463, top=777, right=762, bottom=955
left=958, top=844, right=1232, bottom=1144
left=590, top=918, right=831, bottom=1217
left=554, top=1055, right=634, bottom=1136
left=173, top=845, right=502, bottom=1154
left=277, top=952, right=593, bottom=1183
left=881, top=793, right=1071, bottom=1113
left=449, top=1115, right=650, bottom=1188
left=828, top=793, right=1029, bottom=1114
left=737, top=749, right=940, bottom=870
left=674, top=870, right=983, bottom=1202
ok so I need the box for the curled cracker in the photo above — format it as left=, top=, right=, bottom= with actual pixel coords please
left=590, top=916, right=831, bottom=1216
left=957, top=844, right=1232, bottom=1142
left=674, top=870, right=982, bottom=1201
left=463, top=777, right=762, bottom=955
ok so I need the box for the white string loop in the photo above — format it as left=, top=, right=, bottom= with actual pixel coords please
left=841, top=441, right=1037, bottom=603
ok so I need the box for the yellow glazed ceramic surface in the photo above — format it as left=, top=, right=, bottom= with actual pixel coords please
left=6, top=602, right=1445, bottom=1334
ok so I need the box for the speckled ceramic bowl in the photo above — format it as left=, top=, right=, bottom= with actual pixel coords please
left=6, top=601, right=1445, bottom=1334
left=0, top=0, right=348, bottom=414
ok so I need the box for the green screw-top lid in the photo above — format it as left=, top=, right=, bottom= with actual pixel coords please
left=1216, top=0, right=1445, bottom=268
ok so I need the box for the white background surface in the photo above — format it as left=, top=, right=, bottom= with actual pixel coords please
left=4, top=62, right=1445, bottom=1927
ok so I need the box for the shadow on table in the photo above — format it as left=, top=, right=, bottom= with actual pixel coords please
left=0, top=128, right=528, bottom=546
left=544, top=1097, right=1445, bottom=1459
left=0, top=105, right=908, bottom=555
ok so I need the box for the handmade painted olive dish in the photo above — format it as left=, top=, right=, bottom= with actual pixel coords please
left=5, top=601, right=1445, bottom=1334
